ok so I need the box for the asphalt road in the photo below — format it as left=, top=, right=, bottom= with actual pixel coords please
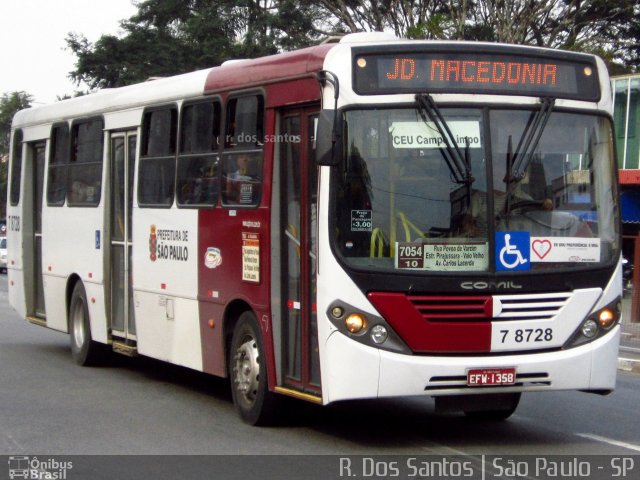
left=1, top=274, right=639, bottom=479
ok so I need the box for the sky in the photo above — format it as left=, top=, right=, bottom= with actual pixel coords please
left=0, top=0, right=138, bottom=104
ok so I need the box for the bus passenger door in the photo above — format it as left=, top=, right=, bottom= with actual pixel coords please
left=280, top=108, right=320, bottom=395
left=29, top=142, right=46, bottom=320
left=109, top=132, right=137, bottom=343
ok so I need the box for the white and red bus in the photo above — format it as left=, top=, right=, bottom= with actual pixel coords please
left=7, top=33, right=622, bottom=424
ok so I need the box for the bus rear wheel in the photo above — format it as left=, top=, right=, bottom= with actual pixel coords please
left=69, top=282, right=107, bottom=366
left=229, top=311, right=278, bottom=425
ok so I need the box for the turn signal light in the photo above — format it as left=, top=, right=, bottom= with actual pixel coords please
left=345, top=313, right=367, bottom=333
left=598, top=309, right=616, bottom=329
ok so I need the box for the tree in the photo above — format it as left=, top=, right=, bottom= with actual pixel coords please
left=311, top=1, right=640, bottom=72
left=66, top=0, right=323, bottom=90
left=0, top=91, right=32, bottom=155
left=0, top=91, right=33, bottom=220
left=67, top=0, right=639, bottom=91
left=313, top=0, right=454, bottom=38
left=464, top=0, right=640, bottom=73
left=67, top=1, right=237, bottom=89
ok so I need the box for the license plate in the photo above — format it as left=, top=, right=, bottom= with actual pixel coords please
left=467, top=368, right=516, bottom=387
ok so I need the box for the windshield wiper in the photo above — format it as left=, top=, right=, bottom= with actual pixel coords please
left=415, top=94, right=473, bottom=186
left=509, top=97, right=555, bottom=182
left=503, top=97, right=555, bottom=222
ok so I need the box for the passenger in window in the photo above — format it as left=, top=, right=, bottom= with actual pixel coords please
left=229, top=154, right=255, bottom=181
left=225, top=154, right=259, bottom=205
left=182, top=159, right=217, bottom=205
left=180, top=163, right=202, bottom=205
left=70, top=181, right=87, bottom=204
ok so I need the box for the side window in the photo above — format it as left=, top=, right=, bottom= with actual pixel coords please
left=138, top=107, right=178, bottom=207
left=222, top=95, right=264, bottom=207
left=47, top=123, right=70, bottom=206
left=68, top=118, right=104, bottom=207
left=9, top=129, right=22, bottom=206
left=225, top=95, right=264, bottom=149
left=176, top=100, right=221, bottom=207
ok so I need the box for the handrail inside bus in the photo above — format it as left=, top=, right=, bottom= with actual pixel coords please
left=370, top=228, right=385, bottom=258
left=398, top=212, right=428, bottom=243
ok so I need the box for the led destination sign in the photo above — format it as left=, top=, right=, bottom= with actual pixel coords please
left=354, top=50, right=600, bottom=101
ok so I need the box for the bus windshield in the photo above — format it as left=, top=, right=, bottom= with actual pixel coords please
left=335, top=107, right=619, bottom=273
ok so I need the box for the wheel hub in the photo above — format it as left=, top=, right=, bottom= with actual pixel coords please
left=71, top=301, right=85, bottom=348
left=233, top=337, right=259, bottom=403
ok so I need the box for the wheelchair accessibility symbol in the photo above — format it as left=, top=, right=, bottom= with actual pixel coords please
left=496, top=232, right=530, bottom=271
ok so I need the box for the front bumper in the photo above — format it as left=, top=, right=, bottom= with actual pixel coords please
left=322, top=325, right=620, bottom=403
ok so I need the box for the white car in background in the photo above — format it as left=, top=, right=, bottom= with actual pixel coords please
left=0, top=237, right=7, bottom=273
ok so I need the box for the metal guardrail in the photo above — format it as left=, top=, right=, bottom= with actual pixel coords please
left=619, top=292, right=640, bottom=373
left=621, top=293, right=639, bottom=348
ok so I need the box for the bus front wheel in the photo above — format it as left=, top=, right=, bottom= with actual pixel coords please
left=69, top=282, right=107, bottom=366
left=229, top=311, right=278, bottom=425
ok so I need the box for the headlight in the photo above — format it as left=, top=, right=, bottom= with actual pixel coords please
left=581, top=319, right=598, bottom=338
left=370, top=325, right=388, bottom=344
left=326, top=301, right=410, bottom=354
left=564, top=297, right=621, bottom=349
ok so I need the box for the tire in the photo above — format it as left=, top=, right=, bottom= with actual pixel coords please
left=69, top=282, right=108, bottom=366
left=464, top=392, right=521, bottom=421
left=229, top=311, right=279, bottom=425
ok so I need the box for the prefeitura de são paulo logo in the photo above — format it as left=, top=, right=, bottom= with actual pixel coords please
left=149, top=224, right=157, bottom=262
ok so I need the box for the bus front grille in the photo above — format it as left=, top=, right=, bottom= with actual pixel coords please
left=407, top=292, right=571, bottom=323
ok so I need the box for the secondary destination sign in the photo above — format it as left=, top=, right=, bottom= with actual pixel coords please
left=353, top=48, right=600, bottom=101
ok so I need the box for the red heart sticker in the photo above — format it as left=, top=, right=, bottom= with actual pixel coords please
left=532, top=239, right=552, bottom=259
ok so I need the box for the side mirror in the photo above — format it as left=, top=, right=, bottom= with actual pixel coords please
left=316, top=109, right=342, bottom=166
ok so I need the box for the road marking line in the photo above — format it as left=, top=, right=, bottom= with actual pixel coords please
left=3, top=432, right=24, bottom=451
left=577, top=433, right=640, bottom=452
